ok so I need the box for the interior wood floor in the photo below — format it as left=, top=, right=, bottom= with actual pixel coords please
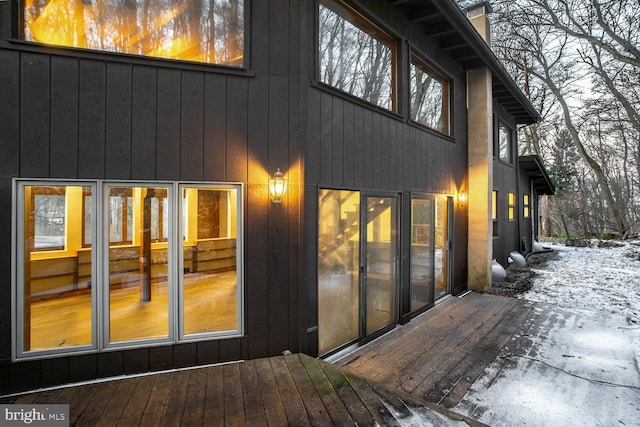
left=337, top=292, right=534, bottom=408
left=29, top=271, right=237, bottom=350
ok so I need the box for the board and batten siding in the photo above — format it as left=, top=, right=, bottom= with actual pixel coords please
left=0, top=0, right=306, bottom=394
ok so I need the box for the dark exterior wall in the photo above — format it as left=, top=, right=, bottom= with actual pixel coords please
left=492, top=103, right=520, bottom=265
left=302, top=0, right=469, bottom=342
left=0, top=0, right=305, bottom=394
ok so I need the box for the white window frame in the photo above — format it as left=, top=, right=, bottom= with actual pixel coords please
left=178, top=183, right=244, bottom=341
left=12, top=179, right=244, bottom=361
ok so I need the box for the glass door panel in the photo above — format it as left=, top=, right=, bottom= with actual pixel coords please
left=363, top=196, right=398, bottom=336
left=410, top=198, right=434, bottom=312
left=434, top=196, right=450, bottom=300
left=318, top=190, right=361, bottom=355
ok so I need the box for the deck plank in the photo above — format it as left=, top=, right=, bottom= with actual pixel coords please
left=203, top=365, right=225, bottom=427
left=239, top=360, right=267, bottom=426
left=160, top=368, right=191, bottom=425
left=342, top=295, right=481, bottom=380
left=399, top=296, right=517, bottom=394
left=318, top=358, right=375, bottom=425
left=432, top=301, right=533, bottom=407
left=339, top=297, right=467, bottom=373
left=138, top=371, right=175, bottom=426
left=269, top=356, right=311, bottom=426
left=299, top=353, right=354, bottom=424
left=75, top=381, right=119, bottom=426
left=253, top=357, right=288, bottom=426
left=67, top=383, right=103, bottom=425
left=181, top=368, right=207, bottom=426
left=284, top=354, right=334, bottom=426
left=117, top=374, right=157, bottom=426
left=342, top=370, right=401, bottom=427
left=94, top=377, right=139, bottom=426
left=0, top=292, right=532, bottom=427
left=223, top=363, right=245, bottom=427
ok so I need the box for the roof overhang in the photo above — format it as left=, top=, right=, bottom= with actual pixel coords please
left=388, top=0, right=541, bottom=125
left=519, top=155, right=555, bottom=195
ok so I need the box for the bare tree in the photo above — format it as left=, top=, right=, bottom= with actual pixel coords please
left=490, top=0, right=640, bottom=237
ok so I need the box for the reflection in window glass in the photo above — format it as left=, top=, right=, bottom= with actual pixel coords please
left=410, top=55, right=449, bottom=134
left=21, top=184, right=94, bottom=352
left=319, top=0, right=395, bottom=111
left=499, top=122, right=512, bottom=163
left=411, top=198, right=433, bottom=312
left=181, top=187, right=239, bottom=335
left=107, top=185, right=171, bottom=343
left=33, top=187, right=66, bottom=250
left=16, top=180, right=244, bottom=358
left=318, top=189, right=360, bottom=355
left=23, top=0, right=245, bottom=66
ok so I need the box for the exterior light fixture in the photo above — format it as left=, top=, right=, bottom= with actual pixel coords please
left=269, top=168, right=287, bottom=203
left=457, top=191, right=468, bottom=206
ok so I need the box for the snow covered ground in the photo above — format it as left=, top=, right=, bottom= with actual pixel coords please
left=455, top=241, right=640, bottom=426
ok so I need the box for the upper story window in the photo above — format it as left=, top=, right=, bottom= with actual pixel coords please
left=410, top=54, right=450, bottom=135
left=22, top=0, right=245, bottom=67
left=319, top=0, right=396, bottom=111
left=498, top=120, right=513, bottom=163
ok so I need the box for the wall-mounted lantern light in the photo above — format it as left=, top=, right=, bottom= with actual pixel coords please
left=269, top=168, right=288, bottom=203
left=456, top=191, right=468, bottom=206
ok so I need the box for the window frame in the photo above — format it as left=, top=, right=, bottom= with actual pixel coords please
left=523, top=194, right=531, bottom=218
left=317, top=0, right=398, bottom=112
left=13, top=180, right=99, bottom=360
left=19, top=0, right=249, bottom=70
left=178, top=183, right=244, bottom=341
left=12, top=179, right=244, bottom=361
left=409, top=52, right=451, bottom=135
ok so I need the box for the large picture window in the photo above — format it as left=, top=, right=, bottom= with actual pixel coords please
left=22, top=0, right=245, bottom=67
left=319, top=0, right=396, bottom=111
left=410, top=54, right=450, bottom=135
left=14, top=180, right=243, bottom=359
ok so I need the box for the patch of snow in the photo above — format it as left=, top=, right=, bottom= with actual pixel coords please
left=455, top=241, right=640, bottom=426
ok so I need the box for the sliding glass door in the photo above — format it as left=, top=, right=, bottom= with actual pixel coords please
left=362, top=195, right=398, bottom=337
left=410, top=195, right=451, bottom=312
left=318, top=190, right=399, bottom=356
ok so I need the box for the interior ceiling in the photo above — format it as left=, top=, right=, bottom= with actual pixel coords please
left=388, top=0, right=540, bottom=125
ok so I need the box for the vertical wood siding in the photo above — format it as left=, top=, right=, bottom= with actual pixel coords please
left=0, top=0, right=304, bottom=394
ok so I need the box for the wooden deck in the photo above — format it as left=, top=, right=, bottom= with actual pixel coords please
left=2, top=353, right=483, bottom=426
left=1, top=292, right=530, bottom=426
left=337, top=292, right=534, bottom=408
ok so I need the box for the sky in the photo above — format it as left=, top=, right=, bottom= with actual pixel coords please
left=454, top=241, right=640, bottom=426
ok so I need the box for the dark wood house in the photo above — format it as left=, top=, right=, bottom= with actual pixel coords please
left=0, top=0, right=551, bottom=394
